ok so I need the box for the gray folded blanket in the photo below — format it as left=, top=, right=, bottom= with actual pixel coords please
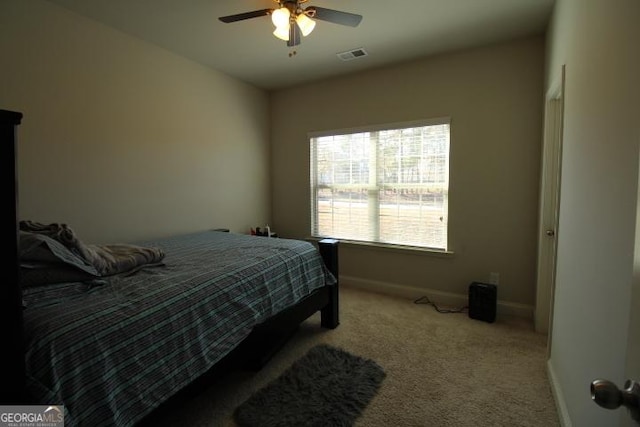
left=20, top=220, right=165, bottom=277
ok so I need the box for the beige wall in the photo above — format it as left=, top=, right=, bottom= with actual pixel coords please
left=270, top=37, right=545, bottom=309
left=545, top=0, right=640, bottom=425
left=2, top=1, right=545, bottom=310
left=1, top=0, right=270, bottom=243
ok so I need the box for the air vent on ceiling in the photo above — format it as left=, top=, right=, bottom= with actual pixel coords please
left=337, top=48, right=368, bottom=61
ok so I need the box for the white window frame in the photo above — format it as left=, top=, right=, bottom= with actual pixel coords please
left=309, top=117, right=451, bottom=252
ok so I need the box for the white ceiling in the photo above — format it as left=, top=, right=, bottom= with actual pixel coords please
left=46, top=0, right=555, bottom=91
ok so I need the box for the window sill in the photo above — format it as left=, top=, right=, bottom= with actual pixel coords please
left=306, top=237, right=455, bottom=258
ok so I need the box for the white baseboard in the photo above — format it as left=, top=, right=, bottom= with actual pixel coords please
left=547, top=360, right=572, bottom=427
left=340, top=275, right=534, bottom=319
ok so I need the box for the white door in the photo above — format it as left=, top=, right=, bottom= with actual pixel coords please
left=535, top=66, right=565, bottom=338
left=591, top=151, right=640, bottom=426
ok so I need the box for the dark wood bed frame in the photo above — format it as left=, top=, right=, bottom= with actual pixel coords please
left=0, top=109, right=340, bottom=415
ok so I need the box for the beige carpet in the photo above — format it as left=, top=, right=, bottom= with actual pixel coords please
left=142, top=286, right=560, bottom=426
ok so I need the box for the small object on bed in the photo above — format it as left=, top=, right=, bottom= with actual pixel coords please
left=252, top=225, right=277, bottom=237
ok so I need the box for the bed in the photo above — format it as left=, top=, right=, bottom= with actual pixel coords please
left=1, top=109, right=339, bottom=426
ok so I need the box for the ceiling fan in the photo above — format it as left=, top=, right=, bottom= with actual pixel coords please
left=218, top=0, right=363, bottom=47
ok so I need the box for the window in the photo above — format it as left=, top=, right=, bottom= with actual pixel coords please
left=310, top=118, right=450, bottom=250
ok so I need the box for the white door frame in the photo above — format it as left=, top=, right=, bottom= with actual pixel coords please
left=535, top=65, right=565, bottom=340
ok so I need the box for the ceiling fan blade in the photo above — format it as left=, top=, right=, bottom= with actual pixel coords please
left=287, top=22, right=301, bottom=47
left=306, top=6, right=363, bottom=27
left=218, top=9, right=272, bottom=23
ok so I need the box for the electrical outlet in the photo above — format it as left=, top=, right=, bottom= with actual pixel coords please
left=489, top=272, right=500, bottom=285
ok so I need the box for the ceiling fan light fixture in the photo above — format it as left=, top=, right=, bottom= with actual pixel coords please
left=273, top=24, right=290, bottom=41
left=219, top=3, right=363, bottom=48
left=271, top=7, right=290, bottom=28
left=296, top=13, right=316, bottom=36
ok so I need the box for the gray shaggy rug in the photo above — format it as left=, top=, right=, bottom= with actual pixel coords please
left=234, top=344, right=386, bottom=427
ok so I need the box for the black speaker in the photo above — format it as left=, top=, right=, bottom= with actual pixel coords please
left=468, top=282, right=497, bottom=323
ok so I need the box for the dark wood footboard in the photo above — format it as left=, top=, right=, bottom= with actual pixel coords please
left=318, top=238, right=339, bottom=329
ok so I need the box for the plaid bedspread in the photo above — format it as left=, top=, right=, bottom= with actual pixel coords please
left=21, top=231, right=336, bottom=426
